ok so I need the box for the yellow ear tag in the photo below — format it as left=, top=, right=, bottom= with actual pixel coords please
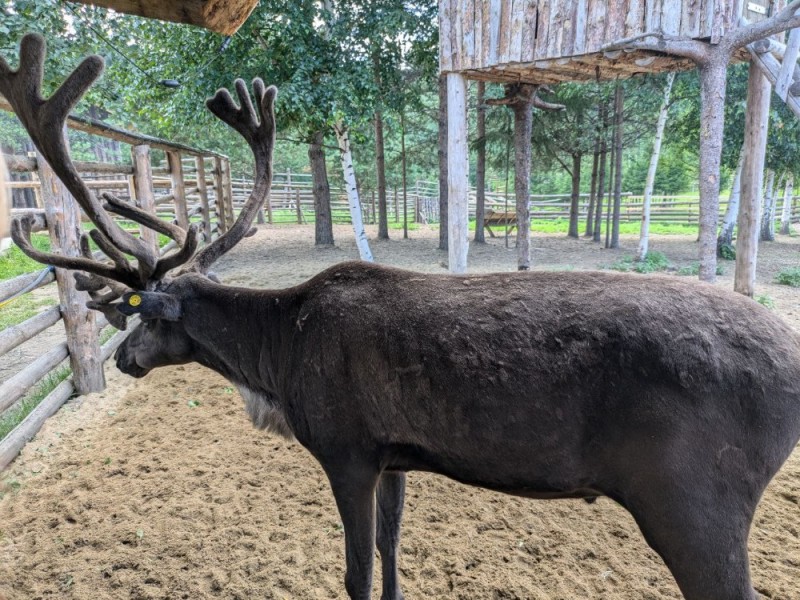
left=128, top=294, right=142, bottom=307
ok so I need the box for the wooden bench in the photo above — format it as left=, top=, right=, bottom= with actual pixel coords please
left=483, top=209, right=517, bottom=237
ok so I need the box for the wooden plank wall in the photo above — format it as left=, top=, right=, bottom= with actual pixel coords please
left=440, top=0, right=745, bottom=73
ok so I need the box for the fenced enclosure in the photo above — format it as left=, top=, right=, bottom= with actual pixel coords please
left=0, top=111, right=234, bottom=469
left=230, top=174, right=800, bottom=227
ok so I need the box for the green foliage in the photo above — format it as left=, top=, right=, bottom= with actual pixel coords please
left=775, top=267, right=800, bottom=287
left=718, top=243, right=736, bottom=260
left=609, top=251, right=670, bottom=274
left=756, top=294, right=775, bottom=309
left=676, top=262, right=725, bottom=277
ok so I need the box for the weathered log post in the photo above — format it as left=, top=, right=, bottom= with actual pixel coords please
left=38, top=152, right=104, bottom=393
left=131, top=144, right=159, bottom=253
left=167, top=150, right=189, bottom=229
left=446, top=72, right=469, bottom=273
left=213, top=156, right=228, bottom=233
left=222, top=158, right=235, bottom=227
left=735, top=62, right=772, bottom=298
left=195, top=155, right=212, bottom=242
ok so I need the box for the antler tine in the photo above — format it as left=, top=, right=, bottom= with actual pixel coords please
left=188, top=80, right=276, bottom=274
left=0, top=33, right=157, bottom=278
left=101, top=193, right=187, bottom=246
left=153, top=225, right=199, bottom=280
left=10, top=215, right=140, bottom=288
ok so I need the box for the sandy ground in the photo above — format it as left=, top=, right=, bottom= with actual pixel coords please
left=0, top=224, right=799, bottom=600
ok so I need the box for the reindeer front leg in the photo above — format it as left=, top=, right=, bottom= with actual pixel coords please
left=324, top=461, right=380, bottom=600
left=377, top=471, right=406, bottom=600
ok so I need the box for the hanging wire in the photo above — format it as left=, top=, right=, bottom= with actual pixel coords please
left=61, top=1, right=232, bottom=89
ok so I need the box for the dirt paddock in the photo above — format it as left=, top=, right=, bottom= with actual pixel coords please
left=1, top=224, right=799, bottom=599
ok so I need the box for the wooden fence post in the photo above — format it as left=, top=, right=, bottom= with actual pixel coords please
left=295, top=189, right=303, bottom=223
left=131, top=145, right=159, bottom=253
left=38, top=152, right=105, bottom=393
left=222, top=158, right=235, bottom=227
left=194, top=156, right=212, bottom=242
left=213, top=157, right=228, bottom=233
left=167, top=151, right=189, bottom=229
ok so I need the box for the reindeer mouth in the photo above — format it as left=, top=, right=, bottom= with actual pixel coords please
left=114, top=347, right=151, bottom=378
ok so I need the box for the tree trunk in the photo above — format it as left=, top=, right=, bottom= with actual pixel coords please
left=779, top=173, right=794, bottom=235
left=513, top=85, right=536, bottom=270
left=637, top=72, right=675, bottom=261
left=309, top=130, right=334, bottom=246
left=717, top=148, right=744, bottom=253
left=474, top=81, right=486, bottom=243
left=605, top=137, right=615, bottom=249
left=374, top=110, right=389, bottom=239
left=400, top=107, right=409, bottom=240
left=585, top=143, right=599, bottom=237
left=333, top=122, right=373, bottom=261
left=760, top=169, right=776, bottom=242
left=438, top=74, right=448, bottom=251
left=568, top=152, right=582, bottom=238
left=696, top=59, right=729, bottom=282
left=372, top=52, right=389, bottom=240
left=734, top=62, right=771, bottom=297
left=594, top=100, right=609, bottom=243
left=610, top=82, right=624, bottom=249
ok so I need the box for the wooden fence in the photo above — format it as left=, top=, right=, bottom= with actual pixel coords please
left=0, top=116, right=234, bottom=470
left=229, top=175, right=800, bottom=227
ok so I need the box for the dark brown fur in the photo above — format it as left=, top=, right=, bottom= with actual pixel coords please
left=115, top=262, right=800, bottom=600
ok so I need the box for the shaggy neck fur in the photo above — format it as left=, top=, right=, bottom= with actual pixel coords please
left=179, top=278, right=301, bottom=440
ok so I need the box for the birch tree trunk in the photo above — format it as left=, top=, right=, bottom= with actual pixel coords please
left=717, top=149, right=743, bottom=253
left=333, top=121, right=373, bottom=261
left=474, top=81, right=486, bottom=243
left=734, top=62, right=771, bottom=298
left=779, top=173, right=794, bottom=235
left=760, top=169, right=776, bottom=242
left=637, top=72, right=675, bottom=261
left=309, top=130, right=334, bottom=246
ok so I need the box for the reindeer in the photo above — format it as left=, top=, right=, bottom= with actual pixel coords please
left=3, top=34, right=800, bottom=600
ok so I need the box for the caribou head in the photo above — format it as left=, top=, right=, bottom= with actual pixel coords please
left=0, top=33, right=276, bottom=377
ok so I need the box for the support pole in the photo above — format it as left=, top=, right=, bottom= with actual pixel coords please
left=167, top=150, right=189, bottom=229
left=446, top=72, right=469, bottom=273
left=131, top=144, right=159, bottom=253
left=195, top=156, right=212, bottom=242
left=38, top=152, right=104, bottom=393
left=734, top=62, right=772, bottom=297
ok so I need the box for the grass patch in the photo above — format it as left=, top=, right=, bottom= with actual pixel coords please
left=718, top=243, right=736, bottom=261
left=756, top=294, right=775, bottom=309
left=609, top=251, right=671, bottom=274
left=0, top=294, right=58, bottom=330
left=676, top=262, right=725, bottom=277
left=0, top=235, right=51, bottom=279
left=775, top=267, right=800, bottom=287
left=0, top=365, right=72, bottom=441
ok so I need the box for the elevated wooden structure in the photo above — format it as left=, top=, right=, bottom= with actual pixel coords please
left=440, top=0, right=765, bottom=84
left=70, top=0, right=258, bottom=35
left=438, top=0, right=794, bottom=273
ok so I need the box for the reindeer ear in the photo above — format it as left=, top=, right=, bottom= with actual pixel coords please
left=117, top=291, right=182, bottom=321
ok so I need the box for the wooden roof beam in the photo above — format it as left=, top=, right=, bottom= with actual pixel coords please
left=69, top=0, right=259, bottom=35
